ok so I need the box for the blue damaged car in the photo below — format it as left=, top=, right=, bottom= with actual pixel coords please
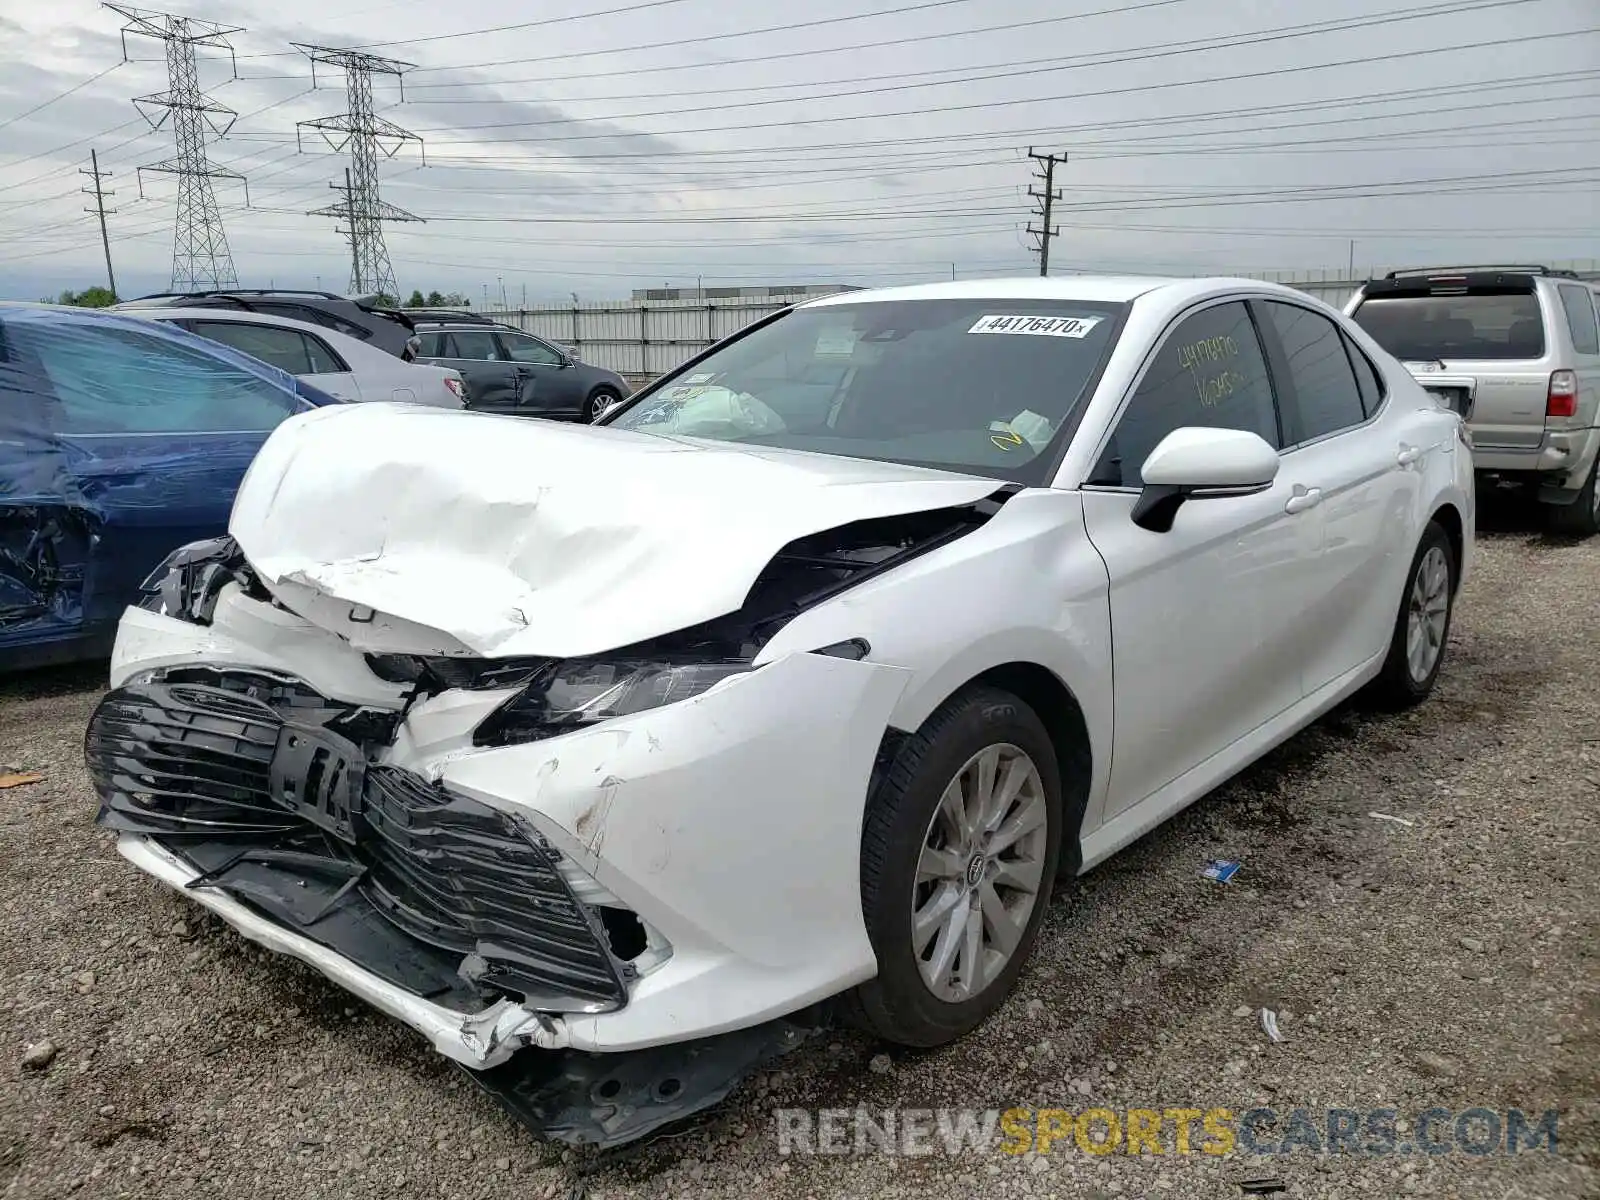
left=1, top=305, right=336, bottom=671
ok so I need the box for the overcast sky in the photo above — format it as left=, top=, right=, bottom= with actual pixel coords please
left=0, top=0, right=1595, bottom=303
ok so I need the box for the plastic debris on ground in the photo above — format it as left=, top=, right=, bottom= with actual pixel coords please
left=1368, top=811, right=1416, bottom=827
left=1201, top=859, right=1241, bottom=883
left=1259, top=1007, right=1284, bottom=1043
left=1239, top=1178, right=1288, bottom=1196
left=0, top=772, right=44, bottom=789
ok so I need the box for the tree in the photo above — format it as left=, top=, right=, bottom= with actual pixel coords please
left=424, top=290, right=443, bottom=306
left=405, top=289, right=426, bottom=308
left=55, top=286, right=117, bottom=308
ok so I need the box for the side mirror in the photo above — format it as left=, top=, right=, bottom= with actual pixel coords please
left=1131, top=427, right=1279, bottom=533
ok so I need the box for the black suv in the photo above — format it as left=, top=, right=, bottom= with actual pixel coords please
left=115, top=291, right=420, bottom=358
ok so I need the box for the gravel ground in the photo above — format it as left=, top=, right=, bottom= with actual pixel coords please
left=2, top=498, right=1596, bottom=1200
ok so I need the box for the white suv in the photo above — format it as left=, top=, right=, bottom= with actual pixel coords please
left=1346, top=265, right=1600, bottom=535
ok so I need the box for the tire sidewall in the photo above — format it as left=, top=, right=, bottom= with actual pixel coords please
left=1389, top=522, right=1457, bottom=699
left=865, top=692, right=1063, bottom=1045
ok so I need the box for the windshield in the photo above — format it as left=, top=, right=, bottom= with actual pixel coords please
left=1351, top=291, right=1545, bottom=361
left=606, top=298, right=1127, bottom=482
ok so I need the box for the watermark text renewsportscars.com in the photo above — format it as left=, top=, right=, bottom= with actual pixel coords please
left=774, top=1107, right=1560, bottom=1158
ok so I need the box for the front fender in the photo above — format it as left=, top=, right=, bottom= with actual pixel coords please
left=757, top=488, right=1114, bottom=825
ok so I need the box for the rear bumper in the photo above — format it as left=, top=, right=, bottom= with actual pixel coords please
left=1472, top=425, right=1600, bottom=492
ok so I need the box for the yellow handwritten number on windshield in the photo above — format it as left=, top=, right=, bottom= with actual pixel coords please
left=991, top=428, right=1025, bottom=451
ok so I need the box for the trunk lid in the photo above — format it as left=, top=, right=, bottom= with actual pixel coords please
left=229, top=403, right=1002, bottom=659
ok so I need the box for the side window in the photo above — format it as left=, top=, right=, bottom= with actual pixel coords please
left=1260, top=301, right=1366, bottom=443
left=1557, top=284, right=1599, bottom=355
left=300, top=333, right=347, bottom=374
left=190, top=321, right=313, bottom=375
left=1091, top=301, right=1278, bottom=487
left=448, top=331, right=501, bottom=361
left=1344, top=334, right=1386, bottom=418
left=498, top=333, right=561, bottom=365
left=417, top=332, right=449, bottom=357
left=14, top=322, right=299, bottom=435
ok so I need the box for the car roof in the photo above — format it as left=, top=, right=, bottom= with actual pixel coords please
left=414, top=321, right=524, bottom=333
left=796, top=274, right=1319, bottom=309
left=131, top=306, right=366, bottom=342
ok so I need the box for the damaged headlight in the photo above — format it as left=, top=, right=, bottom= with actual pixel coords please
left=474, top=656, right=753, bottom=747
left=136, top=536, right=251, bottom=626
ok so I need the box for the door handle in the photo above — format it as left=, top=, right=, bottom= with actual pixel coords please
left=1284, top=486, right=1323, bottom=514
left=1396, top=445, right=1422, bottom=467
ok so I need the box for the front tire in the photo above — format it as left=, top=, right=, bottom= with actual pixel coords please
left=1366, top=520, right=1457, bottom=709
left=847, top=687, right=1062, bottom=1048
left=584, top=386, right=624, bottom=423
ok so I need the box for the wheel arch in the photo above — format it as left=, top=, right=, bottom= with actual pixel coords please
left=887, top=660, right=1094, bottom=877
left=1429, top=501, right=1466, bottom=593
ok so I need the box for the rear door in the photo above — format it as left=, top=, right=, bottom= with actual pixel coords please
left=1348, top=273, right=1552, bottom=455
left=185, top=319, right=362, bottom=402
left=1254, top=299, right=1422, bottom=690
left=417, top=329, right=517, bottom=412
left=496, top=330, right=576, bottom=417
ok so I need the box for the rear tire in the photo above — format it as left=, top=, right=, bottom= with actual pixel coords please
left=1545, top=454, right=1600, bottom=538
left=1365, top=520, right=1457, bottom=710
left=846, top=687, right=1062, bottom=1048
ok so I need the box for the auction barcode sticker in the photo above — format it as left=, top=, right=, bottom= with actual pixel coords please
left=968, top=314, right=1103, bottom=338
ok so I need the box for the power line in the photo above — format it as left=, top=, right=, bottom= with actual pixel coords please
left=107, top=3, right=248, bottom=290
left=405, top=0, right=1194, bottom=75
left=0, top=65, right=122, bottom=132
left=235, top=0, right=703, bottom=58
left=416, top=26, right=1600, bottom=146
left=225, top=70, right=1597, bottom=164
left=406, top=0, right=1545, bottom=113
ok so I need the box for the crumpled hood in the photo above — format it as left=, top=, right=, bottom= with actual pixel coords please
left=229, top=403, right=1001, bottom=658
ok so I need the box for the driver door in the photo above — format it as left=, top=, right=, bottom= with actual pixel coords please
left=1079, top=299, right=1326, bottom=819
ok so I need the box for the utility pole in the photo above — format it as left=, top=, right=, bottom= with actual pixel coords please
left=81, top=149, right=118, bottom=299
left=1026, top=147, right=1066, bottom=277
left=315, top=167, right=365, bottom=299
left=296, top=44, right=423, bottom=300
left=106, top=4, right=247, bottom=291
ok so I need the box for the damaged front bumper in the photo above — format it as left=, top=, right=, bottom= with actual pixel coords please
left=89, top=588, right=909, bottom=1143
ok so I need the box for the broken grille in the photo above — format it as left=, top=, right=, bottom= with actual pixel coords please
left=86, top=681, right=300, bottom=837
left=87, top=673, right=627, bottom=1012
left=361, top=766, right=627, bottom=1008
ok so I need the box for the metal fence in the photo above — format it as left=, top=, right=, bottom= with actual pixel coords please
left=468, top=259, right=1600, bottom=387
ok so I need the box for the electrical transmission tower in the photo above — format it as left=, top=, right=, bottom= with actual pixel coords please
left=295, top=45, right=424, bottom=300
left=1026, top=148, right=1067, bottom=277
left=106, top=4, right=246, bottom=291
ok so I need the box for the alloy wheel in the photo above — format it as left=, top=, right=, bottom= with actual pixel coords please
left=1405, top=545, right=1451, bottom=683
left=911, top=743, right=1048, bottom=1003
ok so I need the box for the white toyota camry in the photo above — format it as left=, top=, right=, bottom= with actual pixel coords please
left=87, top=276, right=1473, bottom=1145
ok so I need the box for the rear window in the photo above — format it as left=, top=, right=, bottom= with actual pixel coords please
left=1557, top=284, right=1599, bottom=355
left=1351, top=291, right=1545, bottom=361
